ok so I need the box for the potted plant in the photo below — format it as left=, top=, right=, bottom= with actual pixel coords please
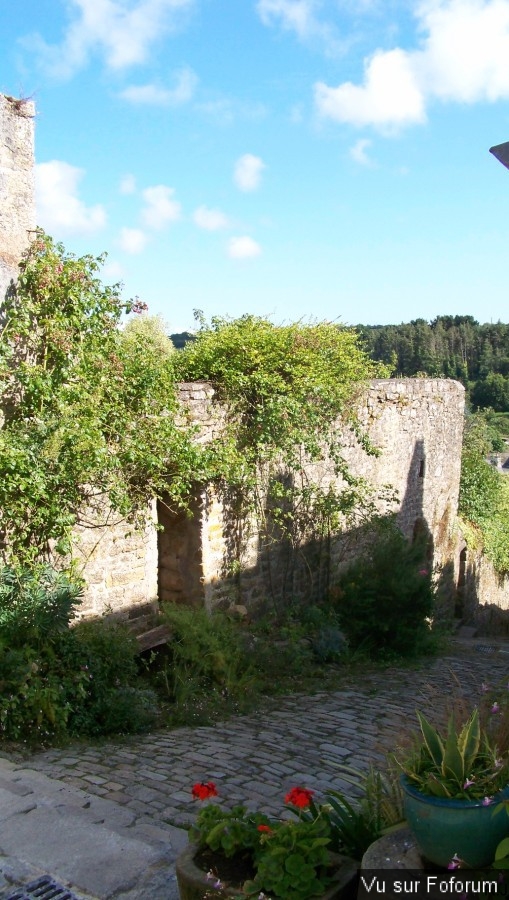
left=398, top=707, right=509, bottom=868
left=175, top=782, right=360, bottom=899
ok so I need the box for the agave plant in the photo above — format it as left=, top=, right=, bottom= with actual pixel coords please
left=400, top=708, right=509, bottom=800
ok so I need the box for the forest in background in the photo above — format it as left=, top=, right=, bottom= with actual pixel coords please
left=355, top=316, right=509, bottom=445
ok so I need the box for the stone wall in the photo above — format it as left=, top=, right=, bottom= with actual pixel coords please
left=73, top=378, right=465, bottom=617
left=457, top=541, right=509, bottom=635
left=0, top=96, right=35, bottom=302
left=200, top=378, right=465, bottom=612
left=71, top=501, right=158, bottom=619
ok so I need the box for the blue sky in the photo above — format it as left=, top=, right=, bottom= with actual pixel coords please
left=1, top=0, right=509, bottom=333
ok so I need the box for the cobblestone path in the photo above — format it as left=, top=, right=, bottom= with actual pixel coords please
left=13, top=641, right=509, bottom=830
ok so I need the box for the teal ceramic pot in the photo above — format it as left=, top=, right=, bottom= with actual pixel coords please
left=401, top=776, right=509, bottom=868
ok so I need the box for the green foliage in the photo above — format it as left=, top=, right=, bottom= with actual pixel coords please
left=176, top=314, right=384, bottom=467
left=399, top=709, right=509, bottom=800
left=300, top=764, right=404, bottom=860
left=192, top=803, right=271, bottom=859
left=176, top=314, right=390, bottom=609
left=250, top=818, right=331, bottom=900
left=0, top=231, right=200, bottom=566
left=459, top=414, right=509, bottom=574
left=357, top=315, right=509, bottom=411
left=155, top=604, right=258, bottom=724
left=191, top=787, right=333, bottom=900
left=330, top=525, right=437, bottom=659
left=121, top=312, right=174, bottom=358
left=0, top=565, right=83, bottom=646
left=0, top=565, right=159, bottom=744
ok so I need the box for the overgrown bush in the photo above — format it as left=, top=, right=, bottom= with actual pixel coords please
left=154, top=604, right=258, bottom=724
left=0, top=566, right=159, bottom=744
left=330, top=526, right=437, bottom=659
left=459, top=413, right=509, bottom=574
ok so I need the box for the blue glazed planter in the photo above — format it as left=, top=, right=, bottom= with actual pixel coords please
left=401, top=776, right=509, bottom=868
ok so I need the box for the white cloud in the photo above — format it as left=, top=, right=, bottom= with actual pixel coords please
left=257, top=0, right=320, bottom=39
left=256, top=0, right=340, bottom=50
left=227, top=236, right=262, bottom=259
left=197, top=97, right=267, bottom=126
left=233, top=154, right=266, bottom=192
left=119, top=173, right=137, bottom=194
left=118, top=227, right=149, bottom=254
left=193, top=206, right=230, bottom=231
left=415, top=0, right=509, bottom=104
left=35, top=160, right=106, bottom=236
left=141, top=185, right=181, bottom=229
left=120, top=66, right=198, bottom=105
left=315, top=48, right=425, bottom=129
left=349, top=138, right=375, bottom=166
left=314, top=0, right=509, bottom=131
left=24, top=0, right=193, bottom=79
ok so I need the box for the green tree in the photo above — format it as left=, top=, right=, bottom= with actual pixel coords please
left=0, top=231, right=199, bottom=565
left=121, top=312, right=174, bottom=358
left=471, top=372, right=509, bottom=412
left=459, top=414, right=509, bottom=574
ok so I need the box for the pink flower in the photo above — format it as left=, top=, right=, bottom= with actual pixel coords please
left=463, top=778, right=475, bottom=789
left=481, top=682, right=490, bottom=693
left=491, top=702, right=500, bottom=714
left=206, top=871, right=223, bottom=889
left=482, top=797, right=494, bottom=806
left=448, top=854, right=461, bottom=870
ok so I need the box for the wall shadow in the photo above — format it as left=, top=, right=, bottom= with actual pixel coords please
left=197, top=436, right=458, bottom=620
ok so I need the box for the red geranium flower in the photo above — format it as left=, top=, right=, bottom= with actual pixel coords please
left=192, top=781, right=218, bottom=800
left=284, top=786, right=314, bottom=808
left=257, top=824, right=273, bottom=833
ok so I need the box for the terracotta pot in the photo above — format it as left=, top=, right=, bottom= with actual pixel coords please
left=175, top=842, right=358, bottom=900
left=401, top=776, right=509, bottom=868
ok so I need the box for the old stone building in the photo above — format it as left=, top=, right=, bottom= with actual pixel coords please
left=1, top=92, right=507, bottom=625
left=0, top=95, right=35, bottom=303
left=73, top=377, right=466, bottom=617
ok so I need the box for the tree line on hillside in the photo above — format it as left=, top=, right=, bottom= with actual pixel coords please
left=355, top=316, right=509, bottom=415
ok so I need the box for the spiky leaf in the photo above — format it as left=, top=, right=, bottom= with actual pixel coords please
left=458, top=709, right=481, bottom=774
left=417, top=711, right=444, bottom=768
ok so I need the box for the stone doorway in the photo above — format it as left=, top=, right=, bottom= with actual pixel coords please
left=157, top=495, right=204, bottom=605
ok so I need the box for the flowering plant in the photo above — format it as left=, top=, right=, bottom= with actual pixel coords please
left=188, top=781, right=342, bottom=899
left=398, top=706, right=509, bottom=801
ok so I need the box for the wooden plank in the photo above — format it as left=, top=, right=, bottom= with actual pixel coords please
left=135, top=624, right=173, bottom=653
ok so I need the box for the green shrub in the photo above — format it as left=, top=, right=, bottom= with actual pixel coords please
left=0, top=566, right=159, bottom=744
left=0, top=565, right=83, bottom=646
left=330, top=527, right=436, bottom=659
left=155, top=604, right=258, bottom=724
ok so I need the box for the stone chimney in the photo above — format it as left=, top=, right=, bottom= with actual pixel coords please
left=0, top=95, right=36, bottom=302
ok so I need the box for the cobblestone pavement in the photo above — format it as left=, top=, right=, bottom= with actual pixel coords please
left=5, top=640, right=509, bottom=832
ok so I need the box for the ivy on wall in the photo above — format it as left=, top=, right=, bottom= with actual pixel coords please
left=0, top=234, right=389, bottom=593
left=175, top=313, right=391, bottom=607
left=459, top=414, right=509, bottom=575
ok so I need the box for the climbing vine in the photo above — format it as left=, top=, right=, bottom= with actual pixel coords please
left=459, top=414, right=509, bottom=574
left=0, top=231, right=201, bottom=565
left=0, top=235, right=390, bottom=597
left=175, top=314, right=391, bottom=607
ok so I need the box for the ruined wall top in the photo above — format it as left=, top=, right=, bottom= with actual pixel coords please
left=0, top=95, right=36, bottom=303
